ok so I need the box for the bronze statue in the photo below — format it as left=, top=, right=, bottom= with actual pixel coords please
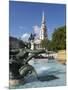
left=9, top=48, right=46, bottom=86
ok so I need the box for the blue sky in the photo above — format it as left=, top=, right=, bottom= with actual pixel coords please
left=9, top=1, right=66, bottom=40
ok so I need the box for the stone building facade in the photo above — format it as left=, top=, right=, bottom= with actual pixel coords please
left=33, top=12, right=48, bottom=50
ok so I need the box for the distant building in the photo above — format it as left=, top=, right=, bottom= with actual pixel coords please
left=9, top=36, right=26, bottom=49
left=33, top=12, right=48, bottom=50
left=9, top=36, right=19, bottom=49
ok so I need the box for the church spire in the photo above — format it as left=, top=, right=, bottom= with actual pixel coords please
left=40, top=11, right=47, bottom=40
left=42, top=11, right=45, bottom=24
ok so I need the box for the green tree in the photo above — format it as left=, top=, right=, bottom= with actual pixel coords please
left=51, top=26, right=66, bottom=51
left=41, top=38, right=50, bottom=50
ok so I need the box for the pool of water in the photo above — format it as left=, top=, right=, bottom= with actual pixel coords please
left=10, top=59, right=66, bottom=89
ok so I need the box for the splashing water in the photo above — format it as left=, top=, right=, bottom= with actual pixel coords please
left=10, top=59, right=66, bottom=89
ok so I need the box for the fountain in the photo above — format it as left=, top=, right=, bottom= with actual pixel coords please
left=9, top=48, right=66, bottom=88
left=9, top=48, right=46, bottom=87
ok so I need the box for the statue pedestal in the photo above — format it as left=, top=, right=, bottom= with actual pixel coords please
left=31, top=40, right=35, bottom=50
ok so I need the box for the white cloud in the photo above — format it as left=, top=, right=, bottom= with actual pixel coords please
left=19, top=26, right=24, bottom=29
left=33, top=25, right=40, bottom=38
left=33, top=25, right=40, bottom=34
left=21, top=33, right=30, bottom=42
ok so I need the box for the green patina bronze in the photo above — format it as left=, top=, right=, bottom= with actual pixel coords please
left=9, top=48, right=46, bottom=81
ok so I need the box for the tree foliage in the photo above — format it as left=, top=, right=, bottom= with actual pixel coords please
left=41, top=38, right=50, bottom=50
left=40, top=26, right=66, bottom=51
left=51, top=26, right=66, bottom=50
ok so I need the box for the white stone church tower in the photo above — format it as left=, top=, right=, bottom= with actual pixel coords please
left=40, top=11, right=47, bottom=40
left=31, top=11, right=48, bottom=50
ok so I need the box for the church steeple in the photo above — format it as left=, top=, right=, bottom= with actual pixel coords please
left=42, top=11, right=45, bottom=24
left=40, top=11, right=47, bottom=40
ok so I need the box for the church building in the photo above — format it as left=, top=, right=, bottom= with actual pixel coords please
left=32, top=11, right=48, bottom=50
